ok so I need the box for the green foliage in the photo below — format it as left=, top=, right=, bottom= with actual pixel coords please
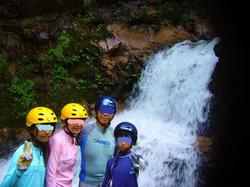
left=48, top=34, right=71, bottom=63
left=38, top=33, right=96, bottom=67
left=37, top=53, right=52, bottom=66
left=159, top=1, right=191, bottom=25
left=94, top=23, right=112, bottom=40
left=122, top=4, right=129, bottom=12
left=76, top=70, right=113, bottom=98
left=77, top=10, right=96, bottom=25
left=94, top=73, right=113, bottom=93
left=21, top=17, right=42, bottom=38
left=50, top=65, right=69, bottom=94
left=76, top=9, right=111, bottom=40
left=92, top=73, right=104, bottom=89
left=6, top=34, right=21, bottom=49
left=17, top=63, right=39, bottom=75
left=76, top=78, right=88, bottom=93
left=9, top=76, right=37, bottom=118
left=112, top=3, right=149, bottom=25
left=66, top=32, right=96, bottom=62
left=83, top=0, right=93, bottom=8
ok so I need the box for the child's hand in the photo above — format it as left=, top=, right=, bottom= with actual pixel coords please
left=138, top=156, right=148, bottom=170
left=17, top=141, right=33, bottom=170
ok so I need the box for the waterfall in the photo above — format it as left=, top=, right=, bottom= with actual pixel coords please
left=110, top=38, right=219, bottom=187
left=1, top=38, right=219, bottom=187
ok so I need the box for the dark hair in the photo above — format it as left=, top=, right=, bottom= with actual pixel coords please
left=27, top=125, right=51, bottom=165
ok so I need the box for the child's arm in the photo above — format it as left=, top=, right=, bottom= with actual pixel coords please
left=0, top=145, right=27, bottom=186
left=131, top=152, right=148, bottom=170
left=137, top=155, right=148, bottom=170
left=102, top=159, right=113, bottom=187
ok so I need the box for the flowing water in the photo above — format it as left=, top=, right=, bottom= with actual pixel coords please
left=1, top=38, right=219, bottom=187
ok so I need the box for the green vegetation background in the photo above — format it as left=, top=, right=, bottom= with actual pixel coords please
left=0, top=0, right=207, bottom=128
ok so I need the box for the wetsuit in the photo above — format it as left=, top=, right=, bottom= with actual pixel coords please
left=79, top=123, right=115, bottom=186
left=102, top=150, right=138, bottom=187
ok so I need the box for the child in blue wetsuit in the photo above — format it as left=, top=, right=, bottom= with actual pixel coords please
left=102, top=122, right=148, bottom=187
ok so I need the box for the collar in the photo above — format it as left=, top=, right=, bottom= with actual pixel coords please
left=118, top=149, right=131, bottom=157
left=63, top=128, right=76, bottom=144
left=96, top=122, right=110, bottom=134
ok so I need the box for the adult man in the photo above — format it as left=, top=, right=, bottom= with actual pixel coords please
left=79, top=96, right=117, bottom=187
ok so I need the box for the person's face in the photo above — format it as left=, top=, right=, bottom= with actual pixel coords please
left=96, top=111, right=114, bottom=126
left=33, top=124, right=55, bottom=143
left=117, top=136, right=132, bottom=152
left=36, top=130, right=53, bottom=143
left=66, top=119, right=85, bottom=134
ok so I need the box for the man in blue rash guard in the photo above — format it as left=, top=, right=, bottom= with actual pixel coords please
left=79, top=96, right=117, bottom=187
left=102, top=122, right=148, bottom=187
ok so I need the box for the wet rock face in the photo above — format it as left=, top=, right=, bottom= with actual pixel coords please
left=0, top=127, right=29, bottom=158
left=195, top=136, right=213, bottom=153
left=0, top=128, right=12, bottom=145
left=106, top=23, right=191, bottom=50
left=0, top=0, right=217, bottom=138
left=0, top=0, right=84, bottom=19
left=98, top=23, right=191, bottom=81
left=101, top=53, right=129, bottom=78
left=0, top=128, right=29, bottom=144
left=98, top=38, right=121, bottom=52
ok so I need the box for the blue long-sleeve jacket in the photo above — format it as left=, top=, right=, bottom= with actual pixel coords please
left=102, top=150, right=138, bottom=187
left=0, top=143, right=45, bottom=187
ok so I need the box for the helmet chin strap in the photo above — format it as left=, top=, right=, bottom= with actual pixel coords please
left=64, top=125, right=76, bottom=137
left=63, top=125, right=81, bottom=145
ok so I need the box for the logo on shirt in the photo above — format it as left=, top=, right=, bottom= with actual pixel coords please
left=93, top=138, right=110, bottom=148
left=129, top=166, right=136, bottom=175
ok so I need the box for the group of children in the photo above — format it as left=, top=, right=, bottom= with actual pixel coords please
left=0, top=96, right=147, bottom=187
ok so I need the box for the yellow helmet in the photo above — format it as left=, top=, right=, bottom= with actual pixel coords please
left=26, top=107, right=58, bottom=127
left=60, top=103, right=89, bottom=120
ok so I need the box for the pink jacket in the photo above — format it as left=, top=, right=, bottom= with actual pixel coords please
left=46, top=130, right=77, bottom=187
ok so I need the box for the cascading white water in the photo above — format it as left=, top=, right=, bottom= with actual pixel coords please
left=0, top=38, right=219, bottom=187
left=111, top=38, right=219, bottom=187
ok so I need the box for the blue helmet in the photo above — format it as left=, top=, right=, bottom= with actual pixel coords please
left=114, top=122, right=138, bottom=145
left=95, top=96, right=117, bottom=114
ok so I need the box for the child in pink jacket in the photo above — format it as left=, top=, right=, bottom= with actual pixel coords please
left=46, top=103, right=88, bottom=187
